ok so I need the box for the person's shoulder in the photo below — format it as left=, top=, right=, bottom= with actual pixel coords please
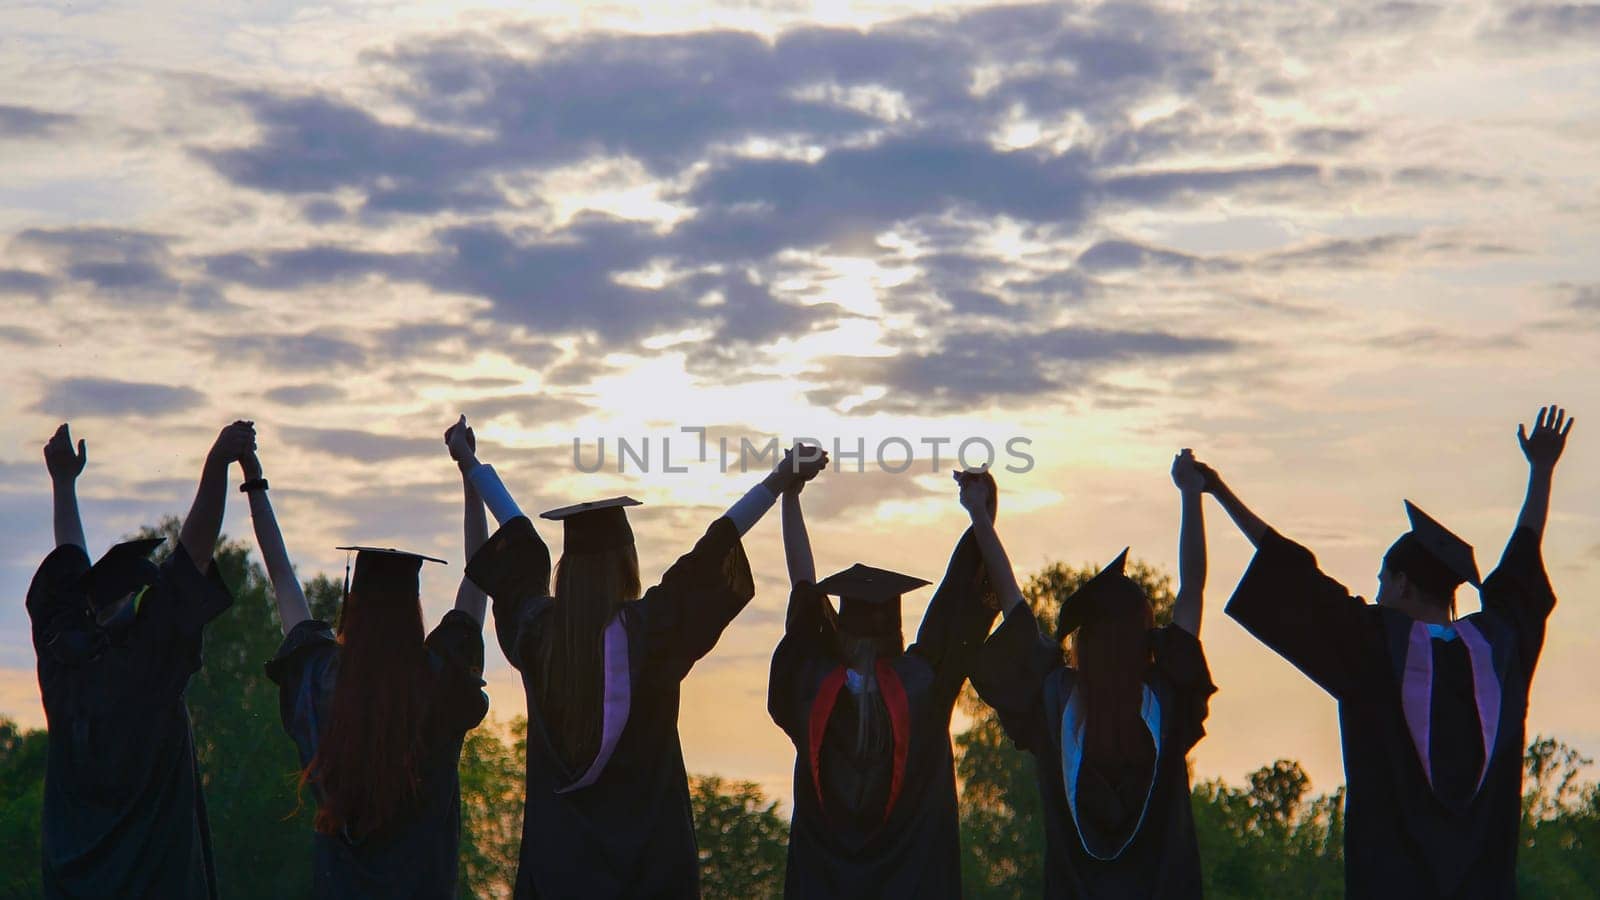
left=29, top=544, right=92, bottom=596
left=265, top=619, right=338, bottom=684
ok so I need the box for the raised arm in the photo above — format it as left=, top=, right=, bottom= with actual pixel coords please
left=447, top=416, right=490, bottom=625
left=1199, top=461, right=1269, bottom=548
left=957, top=469, right=1023, bottom=614
left=43, top=423, right=87, bottom=551
left=239, top=450, right=311, bottom=633
left=781, top=480, right=816, bottom=586
left=1515, top=405, right=1573, bottom=539
left=1171, top=450, right=1207, bottom=636
left=180, top=420, right=256, bottom=573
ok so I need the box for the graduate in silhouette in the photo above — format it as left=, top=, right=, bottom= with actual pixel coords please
left=456, top=436, right=827, bottom=899
left=1211, top=406, right=1574, bottom=899
left=968, top=451, right=1217, bottom=898
left=249, top=417, right=492, bottom=897
left=768, top=464, right=1000, bottom=899
left=27, top=420, right=251, bottom=899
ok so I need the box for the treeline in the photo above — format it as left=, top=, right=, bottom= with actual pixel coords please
left=1, top=528, right=1595, bottom=898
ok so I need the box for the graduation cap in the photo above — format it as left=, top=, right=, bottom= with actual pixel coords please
left=814, top=563, right=931, bottom=638
left=79, top=537, right=165, bottom=614
left=1055, top=548, right=1145, bottom=639
left=1383, top=501, right=1480, bottom=598
left=540, top=496, right=641, bottom=555
left=336, top=546, right=447, bottom=601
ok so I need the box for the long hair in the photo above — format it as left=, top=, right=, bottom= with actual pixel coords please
left=833, top=629, right=894, bottom=757
left=1069, top=580, right=1155, bottom=764
left=537, top=544, right=642, bottom=770
left=303, top=584, right=429, bottom=837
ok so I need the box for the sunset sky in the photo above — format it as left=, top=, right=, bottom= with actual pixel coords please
left=2, top=0, right=1598, bottom=808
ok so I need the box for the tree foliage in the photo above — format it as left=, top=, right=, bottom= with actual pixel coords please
left=692, top=775, right=790, bottom=900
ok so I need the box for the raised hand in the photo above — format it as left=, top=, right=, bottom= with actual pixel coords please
left=954, top=468, right=998, bottom=522
left=778, top=442, right=829, bottom=494
left=207, top=420, right=257, bottom=466
left=43, top=423, right=87, bottom=483
left=1518, top=405, right=1573, bottom=471
left=1171, top=449, right=1205, bottom=493
left=445, top=414, right=478, bottom=469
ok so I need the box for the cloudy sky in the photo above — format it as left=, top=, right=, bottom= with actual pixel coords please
left=3, top=0, right=1598, bottom=806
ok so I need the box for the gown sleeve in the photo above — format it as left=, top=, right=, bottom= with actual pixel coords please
left=25, top=544, right=94, bottom=660
left=1148, top=624, right=1218, bottom=753
left=970, top=605, right=1061, bottom=754
left=1224, top=528, right=1371, bottom=699
left=264, top=618, right=340, bottom=766
left=768, top=581, right=830, bottom=742
left=908, top=528, right=1001, bottom=715
left=634, top=516, right=756, bottom=682
left=464, top=515, right=552, bottom=671
left=1478, top=526, right=1557, bottom=678
left=156, top=542, right=236, bottom=642
left=424, top=610, right=492, bottom=735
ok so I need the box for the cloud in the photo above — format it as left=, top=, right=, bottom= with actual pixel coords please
left=197, top=90, right=485, bottom=200
left=1489, top=4, right=1600, bottom=42
left=31, top=377, right=207, bottom=417
left=263, top=383, right=347, bottom=406
left=170, top=5, right=1271, bottom=379
left=1292, top=126, right=1368, bottom=154
left=211, top=331, right=368, bottom=371
left=1362, top=328, right=1524, bottom=352
left=1566, top=283, right=1600, bottom=312
left=194, top=2, right=1216, bottom=224
left=133, top=0, right=1510, bottom=411
left=0, top=269, right=54, bottom=301
left=0, top=325, right=43, bottom=345
left=676, top=137, right=1095, bottom=262
left=204, top=218, right=847, bottom=351
left=0, top=104, right=78, bottom=140
left=283, top=425, right=442, bottom=461
left=812, top=324, right=1238, bottom=414
left=202, top=245, right=425, bottom=291
left=795, top=468, right=942, bottom=519
left=1100, top=163, right=1325, bottom=205
left=1076, top=239, right=1224, bottom=275
left=9, top=228, right=220, bottom=308
left=466, top=393, right=594, bottom=428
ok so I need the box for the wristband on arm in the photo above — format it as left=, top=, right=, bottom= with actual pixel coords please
left=466, top=463, right=525, bottom=525
left=725, top=482, right=780, bottom=536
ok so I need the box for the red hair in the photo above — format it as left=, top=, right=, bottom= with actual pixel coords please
left=302, top=584, right=428, bottom=837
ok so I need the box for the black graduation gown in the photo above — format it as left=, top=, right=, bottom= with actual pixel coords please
left=972, top=609, right=1215, bottom=899
left=265, top=610, right=491, bottom=899
left=767, top=529, right=999, bottom=900
left=26, top=543, right=234, bottom=900
left=466, top=514, right=756, bottom=900
left=1226, top=527, right=1555, bottom=899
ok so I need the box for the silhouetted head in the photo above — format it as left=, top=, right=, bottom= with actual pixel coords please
left=817, top=564, right=930, bottom=663
left=1060, top=551, right=1156, bottom=762
left=537, top=498, right=645, bottom=770
left=80, top=538, right=164, bottom=630
left=1376, top=502, right=1480, bottom=622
